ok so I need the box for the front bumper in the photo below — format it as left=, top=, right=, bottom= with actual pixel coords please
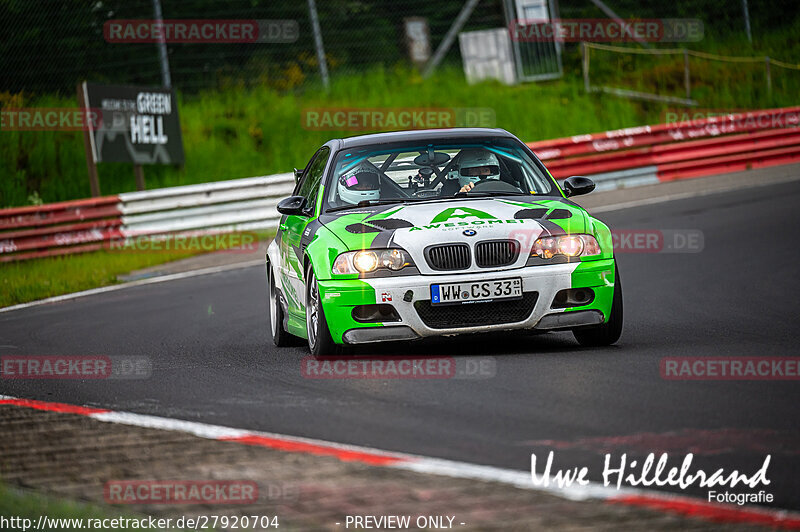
left=318, top=259, right=616, bottom=345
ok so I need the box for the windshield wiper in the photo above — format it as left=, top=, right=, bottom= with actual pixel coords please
left=452, top=191, right=532, bottom=199
left=326, top=199, right=415, bottom=213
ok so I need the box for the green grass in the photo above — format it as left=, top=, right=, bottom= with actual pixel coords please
left=0, top=249, right=196, bottom=307
left=0, top=482, right=191, bottom=531
left=1, top=25, right=798, bottom=306
left=0, top=70, right=650, bottom=207
left=0, top=231, right=272, bottom=308
left=3, top=20, right=799, bottom=210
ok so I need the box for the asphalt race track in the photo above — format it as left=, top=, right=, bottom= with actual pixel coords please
left=2, top=178, right=800, bottom=510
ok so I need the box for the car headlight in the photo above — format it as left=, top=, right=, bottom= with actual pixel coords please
left=333, top=249, right=412, bottom=274
left=532, top=234, right=601, bottom=259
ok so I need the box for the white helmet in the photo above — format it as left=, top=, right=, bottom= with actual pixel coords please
left=337, top=169, right=380, bottom=205
left=457, top=149, right=500, bottom=187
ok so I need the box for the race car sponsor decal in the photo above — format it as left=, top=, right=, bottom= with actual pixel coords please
left=315, top=198, right=592, bottom=275
left=430, top=206, right=496, bottom=223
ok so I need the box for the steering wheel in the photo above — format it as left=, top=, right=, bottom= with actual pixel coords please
left=468, top=179, right=522, bottom=193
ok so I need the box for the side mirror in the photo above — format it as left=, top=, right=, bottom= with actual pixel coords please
left=562, top=176, right=595, bottom=197
left=293, top=167, right=304, bottom=183
left=277, top=195, right=307, bottom=216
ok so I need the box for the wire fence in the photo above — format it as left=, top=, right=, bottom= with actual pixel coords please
left=1, top=0, right=507, bottom=96
left=3, top=0, right=799, bottom=98
left=0, top=0, right=798, bottom=118
left=583, top=42, right=800, bottom=108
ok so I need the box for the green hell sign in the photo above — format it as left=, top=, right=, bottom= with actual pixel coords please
left=84, top=83, right=184, bottom=165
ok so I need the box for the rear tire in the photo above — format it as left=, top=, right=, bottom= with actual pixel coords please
left=306, top=266, right=339, bottom=357
left=573, top=264, right=623, bottom=347
left=268, top=264, right=295, bottom=347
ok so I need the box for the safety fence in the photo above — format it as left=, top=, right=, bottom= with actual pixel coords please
left=528, top=106, right=800, bottom=190
left=0, top=174, right=293, bottom=262
left=3, top=106, right=800, bottom=262
left=582, top=43, right=800, bottom=107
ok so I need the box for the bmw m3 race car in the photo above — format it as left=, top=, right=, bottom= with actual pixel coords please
left=266, top=128, right=622, bottom=356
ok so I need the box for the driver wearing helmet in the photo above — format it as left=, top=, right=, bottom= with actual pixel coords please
left=441, top=148, right=501, bottom=195
left=457, top=149, right=501, bottom=192
left=337, top=167, right=381, bottom=205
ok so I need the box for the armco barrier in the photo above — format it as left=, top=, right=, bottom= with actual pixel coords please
left=528, top=106, right=800, bottom=183
left=0, top=174, right=293, bottom=262
left=2, top=107, right=799, bottom=262
left=119, top=173, right=293, bottom=235
left=0, top=197, right=124, bottom=261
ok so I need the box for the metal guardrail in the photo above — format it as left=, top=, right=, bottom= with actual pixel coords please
left=2, top=108, right=800, bottom=262
left=119, top=173, right=294, bottom=236
left=528, top=107, right=800, bottom=184
left=0, top=173, right=294, bottom=262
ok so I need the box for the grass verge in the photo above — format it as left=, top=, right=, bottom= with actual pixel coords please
left=3, top=20, right=799, bottom=209
left=1, top=250, right=197, bottom=308
left=0, top=482, right=191, bottom=532
left=0, top=231, right=272, bottom=308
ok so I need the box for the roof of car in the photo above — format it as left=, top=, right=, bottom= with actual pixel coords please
left=334, top=128, right=517, bottom=149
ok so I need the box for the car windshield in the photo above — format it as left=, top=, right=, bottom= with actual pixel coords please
left=324, top=137, right=557, bottom=211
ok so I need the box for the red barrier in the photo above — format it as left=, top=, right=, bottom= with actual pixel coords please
left=658, top=144, right=800, bottom=181
left=0, top=243, right=107, bottom=263
left=0, top=195, right=123, bottom=261
left=528, top=106, right=800, bottom=183
left=546, top=128, right=800, bottom=178
left=2, top=106, right=800, bottom=263
left=529, top=106, right=800, bottom=160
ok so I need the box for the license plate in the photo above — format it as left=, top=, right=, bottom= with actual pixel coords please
left=430, top=277, right=523, bottom=305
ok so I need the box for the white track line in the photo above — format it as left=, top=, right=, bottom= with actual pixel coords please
left=2, top=393, right=799, bottom=526
left=0, top=394, right=650, bottom=503
left=4, top=170, right=800, bottom=315
left=0, top=259, right=263, bottom=314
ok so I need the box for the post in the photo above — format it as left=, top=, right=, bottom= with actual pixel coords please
left=581, top=42, right=590, bottom=93
left=422, top=0, right=481, bottom=79
left=77, top=82, right=101, bottom=197
left=307, top=0, right=330, bottom=90
left=765, top=56, right=772, bottom=97
left=683, top=49, right=691, bottom=100
left=134, top=165, right=146, bottom=191
left=589, top=0, right=650, bottom=48
left=152, top=0, right=171, bottom=88
left=741, top=0, right=752, bottom=44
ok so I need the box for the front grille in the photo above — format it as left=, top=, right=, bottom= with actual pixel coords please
left=425, top=243, right=470, bottom=271
left=414, top=292, right=538, bottom=329
left=475, top=240, right=520, bottom=268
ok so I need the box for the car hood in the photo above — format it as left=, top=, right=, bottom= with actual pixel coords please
left=318, top=197, right=589, bottom=275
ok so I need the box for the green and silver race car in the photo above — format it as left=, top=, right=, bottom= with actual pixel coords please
left=266, top=128, right=622, bottom=355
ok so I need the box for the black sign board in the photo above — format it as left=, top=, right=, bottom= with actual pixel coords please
left=83, top=83, right=184, bottom=165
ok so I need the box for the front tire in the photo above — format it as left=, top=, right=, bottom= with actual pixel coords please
left=268, top=264, right=295, bottom=347
left=306, top=266, right=338, bottom=357
left=573, top=264, right=623, bottom=347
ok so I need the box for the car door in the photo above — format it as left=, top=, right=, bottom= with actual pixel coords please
left=281, top=146, right=330, bottom=319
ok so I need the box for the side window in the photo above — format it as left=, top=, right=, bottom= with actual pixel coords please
left=297, top=147, right=329, bottom=211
